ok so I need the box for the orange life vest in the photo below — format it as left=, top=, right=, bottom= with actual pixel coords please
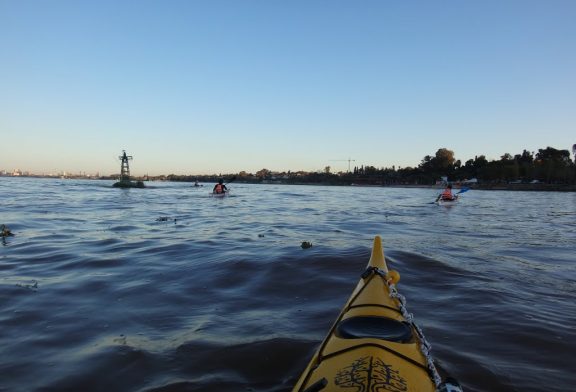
left=442, top=188, right=454, bottom=200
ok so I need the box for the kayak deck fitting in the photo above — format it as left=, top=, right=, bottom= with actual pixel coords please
left=292, top=236, right=462, bottom=392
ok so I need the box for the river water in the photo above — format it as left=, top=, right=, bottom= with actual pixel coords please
left=1, top=177, right=575, bottom=392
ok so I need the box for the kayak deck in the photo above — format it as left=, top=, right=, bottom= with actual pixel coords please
left=292, top=236, right=437, bottom=392
left=436, top=195, right=459, bottom=206
left=209, top=191, right=229, bottom=197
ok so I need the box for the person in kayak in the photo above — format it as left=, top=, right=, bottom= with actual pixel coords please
left=213, top=179, right=227, bottom=194
left=441, top=184, right=456, bottom=201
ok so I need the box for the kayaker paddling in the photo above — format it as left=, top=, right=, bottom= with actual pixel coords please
left=434, top=185, right=469, bottom=204
left=210, top=176, right=236, bottom=197
left=213, top=179, right=227, bottom=195
left=441, top=184, right=456, bottom=201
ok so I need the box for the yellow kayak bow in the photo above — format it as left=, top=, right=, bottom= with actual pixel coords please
left=292, top=236, right=462, bottom=392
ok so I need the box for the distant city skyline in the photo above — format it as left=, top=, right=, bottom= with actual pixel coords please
left=1, top=1, right=575, bottom=176
left=1, top=168, right=101, bottom=177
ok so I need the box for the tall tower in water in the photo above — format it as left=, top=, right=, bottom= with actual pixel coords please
left=119, top=150, right=132, bottom=182
left=113, top=150, right=145, bottom=188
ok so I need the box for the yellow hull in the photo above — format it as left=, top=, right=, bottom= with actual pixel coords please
left=292, top=236, right=437, bottom=392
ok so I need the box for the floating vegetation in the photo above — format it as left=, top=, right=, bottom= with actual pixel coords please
left=1, top=224, right=14, bottom=237
left=301, top=241, right=313, bottom=249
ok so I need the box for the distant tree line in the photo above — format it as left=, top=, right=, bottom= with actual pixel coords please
left=150, top=146, right=575, bottom=187
left=346, top=146, right=575, bottom=186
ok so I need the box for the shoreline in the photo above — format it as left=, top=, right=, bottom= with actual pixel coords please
left=2, top=175, right=575, bottom=192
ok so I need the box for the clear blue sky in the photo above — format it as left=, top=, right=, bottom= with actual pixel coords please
left=1, top=0, right=575, bottom=176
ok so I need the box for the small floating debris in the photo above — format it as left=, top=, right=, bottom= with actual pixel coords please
left=16, top=280, right=38, bottom=291
left=113, top=150, right=146, bottom=188
left=1, top=224, right=14, bottom=237
left=258, top=234, right=265, bottom=238
left=156, top=216, right=177, bottom=223
left=301, top=241, right=313, bottom=249
left=114, top=334, right=128, bottom=345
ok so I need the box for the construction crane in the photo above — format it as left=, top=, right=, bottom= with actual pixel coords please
left=330, top=158, right=356, bottom=173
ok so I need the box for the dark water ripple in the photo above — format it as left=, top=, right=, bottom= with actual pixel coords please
left=1, top=178, right=575, bottom=392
